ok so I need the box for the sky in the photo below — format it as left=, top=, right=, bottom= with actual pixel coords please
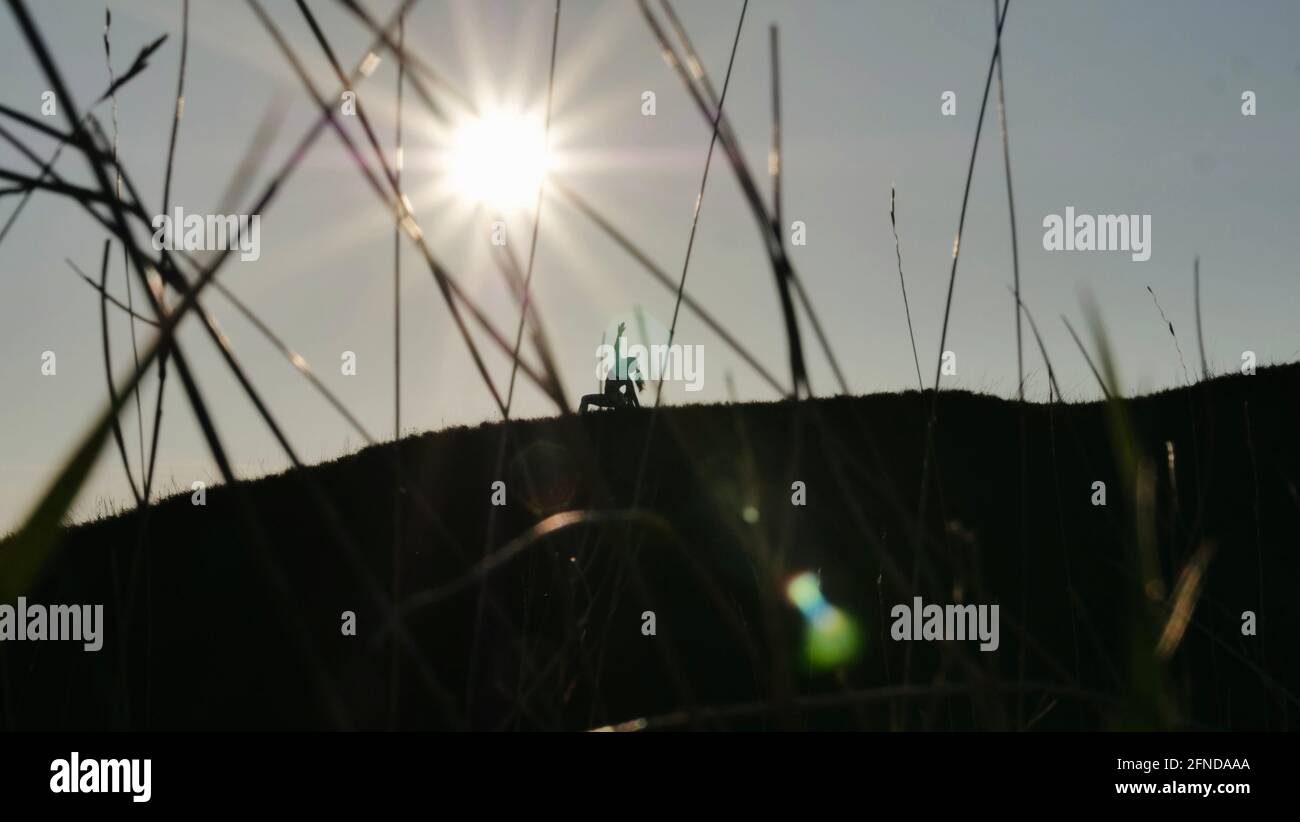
left=1, top=0, right=1298, bottom=533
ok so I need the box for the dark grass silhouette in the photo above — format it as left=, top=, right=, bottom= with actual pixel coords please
left=3, top=364, right=1297, bottom=731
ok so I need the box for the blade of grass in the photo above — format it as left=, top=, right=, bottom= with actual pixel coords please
left=66, top=258, right=158, bottom=326
left=643, top=0, right=810, bottom=397
left=388, top=7, right=405, bottom=731
left=1194, top=255, right=1208, bottom=380
left=104, top=5, right=149, bottom=504
left=1062, top=314, right=1112, bottom=400
left=890, top=186, right=923, bottom=391
left=98, top=238, right=142, bottom=506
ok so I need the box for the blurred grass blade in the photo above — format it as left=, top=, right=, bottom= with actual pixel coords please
left=1156, top=540, right=1215, bottom=661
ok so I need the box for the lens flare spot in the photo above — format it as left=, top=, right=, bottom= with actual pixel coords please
left=786, top=571, right=861, bottom=670
left=786, top=572, right=824, bottom=616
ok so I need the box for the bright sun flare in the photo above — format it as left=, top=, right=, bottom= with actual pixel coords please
left=445, top=109, right=550, bottom=212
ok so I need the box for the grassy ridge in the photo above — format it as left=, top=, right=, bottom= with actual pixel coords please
left=2, top=364, right=1297, bottom=730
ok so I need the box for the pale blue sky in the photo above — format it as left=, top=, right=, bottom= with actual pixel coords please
left=2, top=0, right=1298, bottom=532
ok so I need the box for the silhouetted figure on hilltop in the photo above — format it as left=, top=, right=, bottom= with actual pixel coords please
left=580, top=322, right=644, bottom=413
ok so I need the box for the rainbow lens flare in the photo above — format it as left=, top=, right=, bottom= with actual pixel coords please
left=785, top=571, right=861, bottom=670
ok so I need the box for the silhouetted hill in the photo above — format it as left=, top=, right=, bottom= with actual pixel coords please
left=3, top=365, right=1298, bottom=730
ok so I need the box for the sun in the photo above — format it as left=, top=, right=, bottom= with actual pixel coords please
left=444, top=108, right=551, bottom=212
